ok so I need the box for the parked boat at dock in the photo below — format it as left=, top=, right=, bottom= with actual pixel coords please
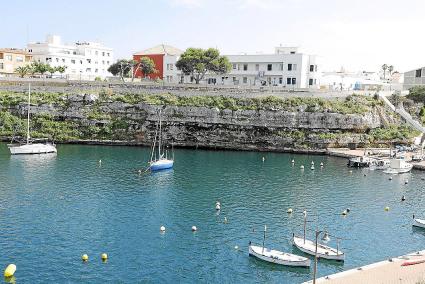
left=383, top=159, right=413, bottom=174
left=413, top=218, right=425, bottom=229
left=292, top=235, right=344, bottom=261
left=347, top=156, right=376, bottom=167
left=370, top=159, right=391, bottom=170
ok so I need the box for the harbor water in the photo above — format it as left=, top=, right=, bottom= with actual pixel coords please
left=1, top=143, right=425, bottom=283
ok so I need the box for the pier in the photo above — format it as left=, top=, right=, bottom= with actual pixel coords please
left=303, top=250, right=425, bottom=284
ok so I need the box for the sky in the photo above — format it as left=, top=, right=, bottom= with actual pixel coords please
left=1, top=0, right=424, bottom=73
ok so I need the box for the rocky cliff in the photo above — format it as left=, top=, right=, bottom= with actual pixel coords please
left=0, top=91, right=412, bottom=151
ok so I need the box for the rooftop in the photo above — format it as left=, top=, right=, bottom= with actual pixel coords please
left=134, top=44, right=183, bottom=56
left=0, top=48, right=31, bottom=55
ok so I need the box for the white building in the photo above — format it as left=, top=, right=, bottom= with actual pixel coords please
left=404, top=67, right=425, bottom=90
left=202, top=46, right=321, bottom=89
left=27, top=35, right=114, bottom=80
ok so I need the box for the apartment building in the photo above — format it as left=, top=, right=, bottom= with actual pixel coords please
left=27, top=35, right=114, bottom=80
left=404, top=67, right=425, bottom=90
left=0, top=48, right=32, bottom=77
left=203, top=47, right=320, bottom=89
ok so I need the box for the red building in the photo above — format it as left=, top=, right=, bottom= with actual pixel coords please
left=133, top=44, right=183, bottom=80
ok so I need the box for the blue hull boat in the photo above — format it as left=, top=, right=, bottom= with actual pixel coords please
left=150, top=159, right=174, bottom=171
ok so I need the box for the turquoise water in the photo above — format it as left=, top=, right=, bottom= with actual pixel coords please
left=1, top=143, right=425, bottom=283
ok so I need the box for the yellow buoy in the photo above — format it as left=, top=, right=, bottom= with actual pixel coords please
left=82, top=254, right=89, bottom=262
left=385, top=206, right=390, bottom=212
left=101, top=253, right=108, bottom=261
left=287, top=208, right=293, bottom=214
left=4, top=264, right=16, bottom=277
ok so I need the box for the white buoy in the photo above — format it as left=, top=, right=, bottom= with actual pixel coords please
left=99, top=159, right=102, bottom=164
left=405, top=179, right=409, bottom=184
left=389, top=176, right=393, bottom=180
left=320, top=162, right=324, bottom=167
left=287, top=208, right=293, bottom=214
left=224, top=217, right=228, bottom=223
left=262, top=157, right=265, bottom=162
left=291, top=159, right=295, bottom=164
left=341, top=210, right=347, bottom=216
left=192, top=226, right=197, bottom=232
left=234, top=245, right=239, bottom=250
left=160, top=226, right=166, bottom=232
left=311, top=161, right=314, bottom=165
left=300, top=165, right=304, bottom=169
left=311, top=165, right=315, bottom=170
left=215, top=201, right=221, bottom=210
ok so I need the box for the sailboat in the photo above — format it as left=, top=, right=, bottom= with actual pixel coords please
left=7, top=84, right=57, bottom=155
left=249, top=225, right=310, bottom=267
left=148, top=109, right=174, bottom=171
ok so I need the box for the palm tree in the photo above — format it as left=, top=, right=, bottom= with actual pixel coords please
left=382, top=64, right=388, bottom=80
left=388, top=65, right=394, bottom=77
left=15, top=66, right=30, bottom=78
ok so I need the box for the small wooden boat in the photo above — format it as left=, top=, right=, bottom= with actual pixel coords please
left=383, top=159, right=413, bottom=174
left=249, top=244, right=310, bottom=267
left=293, top=235, right=344, bottom=261
left=347, top=156, right=376, bottom=167
left=413, top=218, right=425, bottom=229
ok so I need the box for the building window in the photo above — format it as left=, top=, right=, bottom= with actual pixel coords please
left=267, top=64, right=272, bottom=71
left=46, top=57, right=52, bottom=62
left=287, top=78, right=291, bottom=84
left=71, top=60, right=76, bottom=64
left=62, top=59, right=66, bottom=63
left=279, top=63, right=284, bottom=71
left=87, top=59, right=91, bottom=64
left=102, top=52, right=105, bottom=56
left=73, top=51, right=77, bottom=55
left=80, top=60, right=83, bottom=64
left=15, top=56, right=23, bottom=62
left=95, top=51, right=98, bottom=55
left=292, top=78, right=297, bottom=85
left=243, top=77, right=248, bottom=84
left=255, top=64, right=259, bottom=71
left=233, top=64, right=237, bottom=70
left=86, top=68, right=91, bottom=72
left=102, top=60, right=105, bottom=65
left=56, top=58, right=59, bottom=62
left=293, top=64, right=297, bottom=71
left=279, top=77, right=283, bottom=84
left=416, top=69, right=422, bottom=78
left=243, top=64, right=248, bottom=71
left=310, top=65, right=315, bottom=72
left=309, top=78, right=314, bottom=86
left=288, top=64, right=292, bottom=71
left=95, top=69, right=98, bottom=73
left=107, top=53, right=110, bottom=57
left=0, top=63, right=3, bottom=69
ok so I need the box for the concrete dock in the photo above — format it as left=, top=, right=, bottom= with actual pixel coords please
left=303, top=250, right=425, bottom=284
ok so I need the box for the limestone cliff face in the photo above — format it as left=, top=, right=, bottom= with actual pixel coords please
left=6, top=93, right=387, bottom=151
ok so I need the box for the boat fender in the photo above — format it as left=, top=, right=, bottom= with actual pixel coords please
left=4, top=264, right=16, bottom=277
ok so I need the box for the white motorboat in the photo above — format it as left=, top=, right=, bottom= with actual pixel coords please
left=383, top=159, right=413, bottom=174
left=293, top=235, right=344, bottom=261
left=249, top=244, right=310, bottom=267
left=7, top=84, right=57, bottom=155
left=413, top=218, right=425, bottom=229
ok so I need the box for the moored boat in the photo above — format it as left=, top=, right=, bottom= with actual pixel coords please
left=148, top=109, right=174, bottom=172
left=347, top=156, right=376, bottom=167
left=383, top=159, right=413, bottom=174
left=292, top=235, right=345, bottom=261
left=249, top=244, right=311, bottom=267
left=413, top=218, right=425, bottom=229
left=7, top=84, right=57, bottom=155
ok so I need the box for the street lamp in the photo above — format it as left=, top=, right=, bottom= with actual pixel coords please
left=312, top=230, right=341, bottom=284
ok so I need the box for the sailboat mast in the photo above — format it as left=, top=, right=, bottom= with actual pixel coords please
left=303, top=210, right=307, bottom=244
left=26, top=84, right=31, bottom=144
left=262, top=225, right=266, bottom=254
left=158, top=109, right=162, bottom=159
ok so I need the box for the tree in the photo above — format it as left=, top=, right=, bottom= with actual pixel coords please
left=107, top=59, right=132, bottom=82
left=137, top=57, right=157, bottom=79
left=55, top=66, right=67, bottom=78
left=15, top=66, right=30, bottom=78
left=382, top=64, right=388, bottom=80
left=176, top=48, right=231, bottom=84
left=30, top=61, right=52, bottom=77
left=388, top=65, right=394, bottom=76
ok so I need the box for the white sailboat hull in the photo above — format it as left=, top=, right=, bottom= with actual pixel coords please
left=293, top=236, right=344, bottom=261
left=249, top=245, right=310, bottom=267
left=413, top=218, right=425, bottom=229
left=8, top=143, right=57, bottom=155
